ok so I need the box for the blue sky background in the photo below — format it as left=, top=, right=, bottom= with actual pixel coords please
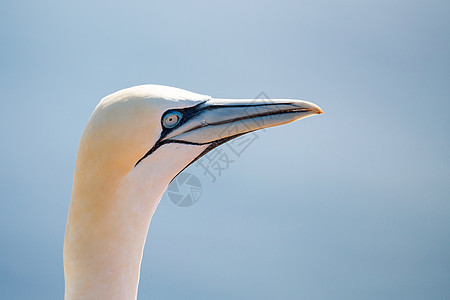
left=1, top=0, right=449, bottom=299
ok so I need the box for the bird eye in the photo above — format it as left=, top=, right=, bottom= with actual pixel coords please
left=162, top=111, right=182, bottom=129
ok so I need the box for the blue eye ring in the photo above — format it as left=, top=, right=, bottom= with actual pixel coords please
left=162, top=111, right=182, bottom=129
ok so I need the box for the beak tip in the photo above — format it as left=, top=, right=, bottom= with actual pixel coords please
left=302, top=101, right=323, bottom=115
left=315, top=106, right=324, bottom=115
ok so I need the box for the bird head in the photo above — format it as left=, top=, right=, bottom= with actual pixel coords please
left=75, top=84, right=323, bottom=189
left=65, top=84, right=323, bottom=300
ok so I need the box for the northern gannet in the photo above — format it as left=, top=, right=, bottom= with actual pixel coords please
left=64, top=84, right=323, bottom=299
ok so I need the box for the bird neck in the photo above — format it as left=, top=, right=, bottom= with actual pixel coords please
left=64, top=143, right=207, bottom=300
left=63, top=172, right=164, bottom=300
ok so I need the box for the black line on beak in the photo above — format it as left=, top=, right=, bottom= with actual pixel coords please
left=134, top=101, right=296, bottom=167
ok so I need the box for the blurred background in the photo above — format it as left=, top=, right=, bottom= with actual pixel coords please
left=1, top=0, right=449, bottom=299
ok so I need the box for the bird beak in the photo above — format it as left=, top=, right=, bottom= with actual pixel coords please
left=162, top=97, right=323, bottom=145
